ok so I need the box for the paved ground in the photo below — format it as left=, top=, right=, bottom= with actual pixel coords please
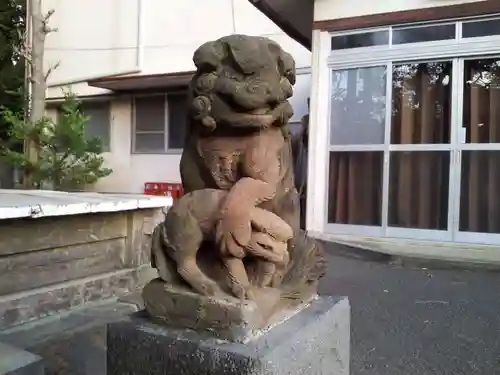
left=319, top=248, right=500, bottom=375
left=0, top=301, right=137, bottom=375
left=1, top=249, right=500, bottom=374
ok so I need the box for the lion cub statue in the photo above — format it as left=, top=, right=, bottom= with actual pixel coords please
left=151, top=188, right=293, bottom=300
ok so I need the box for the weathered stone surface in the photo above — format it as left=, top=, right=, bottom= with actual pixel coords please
left=0, top=212, right=127, bottom=256
left=0, top=238, right=125, bottom=295
left=107, top=296, right=350, bottom=375
left=142, top=279, right=282, bottom=342
left=150, top=188, right=293, bottom=301
left=124, top=208, right=165, bottom=268
left=0, top=206, right=164, bottom=329
left=0, top=265, right=157, bottom=330
left=0, top=342, right=44, bottom=375
left=169, top=34, right=327, bottom=305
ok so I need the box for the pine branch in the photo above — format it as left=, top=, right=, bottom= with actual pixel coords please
left=44, top=60, right=60, bottom=81
left=42, top=9, right=57, bottom=34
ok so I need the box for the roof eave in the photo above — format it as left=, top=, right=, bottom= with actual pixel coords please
left=249, top=0, right=313, bottom=51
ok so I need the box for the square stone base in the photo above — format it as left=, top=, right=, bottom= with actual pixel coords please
left=107, top=296, right=350, bottom=375
left=0, top=342, right=44, bottom=375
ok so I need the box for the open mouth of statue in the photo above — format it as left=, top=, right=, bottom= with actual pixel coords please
left=247, top=108, right=273, bottom=116
left=240, top=102, right=289, bottom=122
left=214, top=94, right=292, bottom=129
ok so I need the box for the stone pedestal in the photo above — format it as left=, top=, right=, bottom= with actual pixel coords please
left=0, top=342, right=44, bottom=375
left=142, top=279, right=285, bottom=342
left=107, top=296, right=350, bottom=375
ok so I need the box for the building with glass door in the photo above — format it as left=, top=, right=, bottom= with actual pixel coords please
left=251, top=0, right=500, bottom=262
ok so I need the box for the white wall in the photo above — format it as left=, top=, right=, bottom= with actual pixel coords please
left=46, top=98, right=183, bottom=194
left=42, top=0, right=312, bottom=194
left=50, top=70, right=310, bottom=194
left=43, top=0, right=311, bottom=98
left=314, top=0, right=485, bottom=21
left=109, top=71, right=310, bottom=194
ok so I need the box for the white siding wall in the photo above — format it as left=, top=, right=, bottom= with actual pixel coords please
left=314, top=0, right=485, bottom=21
left=42, top=0, right=311, bottom=193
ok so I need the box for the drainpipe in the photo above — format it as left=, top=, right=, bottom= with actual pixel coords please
left=25, top=0, right=32, bottom=106
left=47, top=0, right=144, bottom=87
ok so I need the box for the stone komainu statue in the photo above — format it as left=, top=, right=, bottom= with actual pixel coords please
left=151, top=34, right=326, bottom=303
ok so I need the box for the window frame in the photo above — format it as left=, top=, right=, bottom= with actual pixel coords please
left=131, top=90, right=188, bottom=154
left=79, top=100, right=112, bottom=152
left=165, top=91, right=189, bottom=152
left=54, top=98, right=112, bottom=152
left=322, top=15, right=500, bottom=243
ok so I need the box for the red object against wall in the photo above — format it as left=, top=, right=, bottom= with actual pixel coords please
left=144, top=182, right=184, bottom=199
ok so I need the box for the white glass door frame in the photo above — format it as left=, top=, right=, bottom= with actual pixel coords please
left=324, top=62, right=389, bottom=237
left=452, top=57, right=500, bottom=244
left=324, top=60, right=458, bottom=242
left=385, top=146, right=455, bottom=242
left=385, top=58, right=461, bottom=242
left=323, top=146, right=387, bottom=238
left=322, top=22, right=500, bottom=243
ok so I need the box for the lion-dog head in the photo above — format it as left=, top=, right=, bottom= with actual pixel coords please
left=189, top=34, right=296, bottom=133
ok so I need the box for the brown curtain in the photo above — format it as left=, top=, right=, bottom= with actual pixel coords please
left=327, top=67, right=384, bottom=226
left=460, top=61, right=500, bottom=233
left=327, top=151, right=383, bottom=226
left=388, top=64, right=451, bottom=230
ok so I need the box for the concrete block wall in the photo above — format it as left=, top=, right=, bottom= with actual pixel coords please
left=0, top=207, right=164, bottom=330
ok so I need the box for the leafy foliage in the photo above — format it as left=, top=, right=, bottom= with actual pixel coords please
left=0, top=0, right=25, bottom=141
left=0, top=93, right=112, bottom=190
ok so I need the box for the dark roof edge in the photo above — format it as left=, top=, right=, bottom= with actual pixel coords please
left=249, top=0, right=312, bottom=51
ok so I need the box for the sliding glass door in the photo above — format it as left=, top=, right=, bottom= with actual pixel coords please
left=326, top=61, right=456, bottom=241
left=386, top=60, right=454, bottom=240
left=455, top=57, right=500, bottom=244
left=326, top=66, right=386, bottom=236
left=324, top=16, right=500, bottom=244
left=326, top=57, right=500, bottom=244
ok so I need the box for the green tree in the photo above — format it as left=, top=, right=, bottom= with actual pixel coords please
left=0, top=93, right=112, bottom=190
left=0, top=0, right=25, bottom=141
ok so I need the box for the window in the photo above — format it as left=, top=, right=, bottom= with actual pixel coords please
left=388, top=61, right=452, bottom=231
left=80, top=102, right=111, bottom=151
left=330, top=66, right=387, bottom=145
left=328, top=66, right=386, bottom=226
left=392, top=24, right=455, bottom=44
left=324, top=16, right=500, bottom=242
left=328, top=151, right=384, bottom=226
left=133, top=95, right=165, bottom=153
left=167, top=93, right=189, bottom=150
left=57, top=100, right=111, bottom=151
left=133, top=92, right=188, bottom=153
left=459, top=59, right=500, bottom=234
left=391, top=61, right=452, bottom=144
left=331, top=30, right=389, bottom=50
left=462, top=19, right=500, bottom=38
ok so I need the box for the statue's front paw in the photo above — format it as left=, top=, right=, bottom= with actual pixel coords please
left=215, top=214, right=252, bottom=258
left=230, top=282, right=256, bottom=301
left=202, top=281, right=224, bottom=297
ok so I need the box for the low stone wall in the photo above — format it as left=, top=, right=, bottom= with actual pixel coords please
left=0, top=207, right=165, bottom=330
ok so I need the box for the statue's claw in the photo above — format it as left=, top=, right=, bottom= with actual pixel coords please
left=215, top=214, right=252, bottom=258
left=231, top=282, right=256, bottom=301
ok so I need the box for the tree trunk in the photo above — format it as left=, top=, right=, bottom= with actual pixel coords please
left=24, top=0, right=46, bottom=188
